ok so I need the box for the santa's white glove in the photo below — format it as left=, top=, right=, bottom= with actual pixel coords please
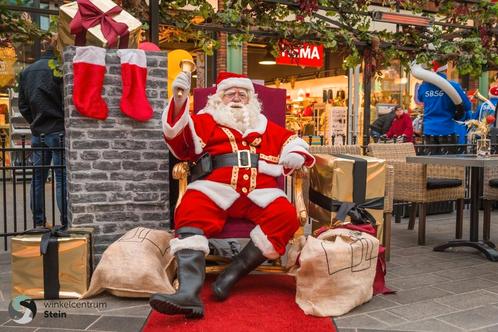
left=279, top=152, right=306, bottom=169
left=172, top=71, right=191, bottom=106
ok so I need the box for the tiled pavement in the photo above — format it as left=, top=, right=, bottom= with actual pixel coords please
left=2, top=210, right=498, bottom=331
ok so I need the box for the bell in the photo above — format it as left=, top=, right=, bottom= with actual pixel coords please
left=179, top=59, right=196, bottom=73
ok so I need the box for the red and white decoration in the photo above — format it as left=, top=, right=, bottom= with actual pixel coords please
left=72, top=46, right=153, bottom=121
left=117, top=49, right=153, bottom=122
left=73, top=46, right=109, bottom=120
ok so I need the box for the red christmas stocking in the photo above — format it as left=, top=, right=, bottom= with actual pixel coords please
left=73, top=46, right=108, bottom=120
left=117, top=49, right=153, bottom=122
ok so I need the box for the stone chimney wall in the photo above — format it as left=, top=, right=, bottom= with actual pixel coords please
left=62, top=46, right=169, bottom=256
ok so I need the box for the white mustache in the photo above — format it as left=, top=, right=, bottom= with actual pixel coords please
left=228, top=102, right=244, bottom=109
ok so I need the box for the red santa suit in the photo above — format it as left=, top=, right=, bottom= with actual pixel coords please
left=162, top=74, right=315, bottom=259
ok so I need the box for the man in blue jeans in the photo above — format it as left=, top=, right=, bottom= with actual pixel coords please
left=18, top=35, right=66, bottom=227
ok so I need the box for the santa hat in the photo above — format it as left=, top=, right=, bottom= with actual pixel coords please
left=216, top=72, right=254, bottom=94
left=432, top=60, right=448, bottom=73
left=490, top=86, right=498, bottom=97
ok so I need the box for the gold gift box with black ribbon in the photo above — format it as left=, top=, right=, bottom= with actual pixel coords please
left=309, top=154, right=386, bottom=240
left=11, top=227, right=94, bottom=299
left=57, top=0, right=142, bottom=54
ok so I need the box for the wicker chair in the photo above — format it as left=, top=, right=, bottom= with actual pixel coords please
left=483, top=167, right=498, bottom=242
left=308, top=145, right=394, bottom=260
left=368, top=143, right=465, bottom=245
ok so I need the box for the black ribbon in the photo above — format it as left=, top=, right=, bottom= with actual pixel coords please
left=23, top=226, right=70, bottom=299
left=309, top=188, right=383, bottom=226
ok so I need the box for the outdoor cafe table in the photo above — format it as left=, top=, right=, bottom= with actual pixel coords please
left=406, top=155, right=498, bottom=262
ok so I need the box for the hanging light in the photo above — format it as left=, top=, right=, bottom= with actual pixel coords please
left=259, top=47, right=276, bottom=65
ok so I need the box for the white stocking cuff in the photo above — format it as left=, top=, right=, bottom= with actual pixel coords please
left=250, top=225, right=280, bottom=259
left=170, top=235, right=210, bottom=256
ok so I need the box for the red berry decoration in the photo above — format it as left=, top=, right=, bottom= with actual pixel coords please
left=486, top=115, right=495, bottom=125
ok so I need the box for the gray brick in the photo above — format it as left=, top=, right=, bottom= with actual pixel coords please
left=87, top=204, right=129, bottom=213
left=70, top=193, right=107, bottom=204
left=148, top=68, right=166, bottom=79
left=148, top=141, right=167, bottom=150
left=95, top=212, right=140, bottom=222
left=142, top=212, right=168, bottom=221
left=109, top=172, right=148, bottom=181
left=122, top=161, right=158, bottom=171
left=93, top=161, right=122, bottom=171
left=103, top=151, right=141, bottom=160
left=143, top=151, right=168, bottom=160
left=85, top=182, right=123, bottom=192
left=72, top=214, right=95, bottom=224
left=79, top=151, right=101, bottom=160
left=72, top=140, right=110, bottom=149
left=125, top=183, right=165, bottom=191
left=146, top=57, right=158, bottom=67
left=133, top=192, right=160, bottom=202
left=68, top=161, right=92, bottom=172
left=148, top=171, right=168, bottom=181
left=112, top=140, right=148, bottom=150
left=88, top=130, right=129, bottom=140
left=146, top=90, right=158, bottom=99
left=72, top=172, right=108, bottom=181
left=108, top=192, right=133, bottom=202
left=102, top=223, right=118, bottom=233
left=132, top=130, right=162, bottom=140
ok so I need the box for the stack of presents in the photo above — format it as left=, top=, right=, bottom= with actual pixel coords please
left=10, top=0, right=391, bottom=318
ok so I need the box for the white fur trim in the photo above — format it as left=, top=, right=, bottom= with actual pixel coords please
left=116, top=49, right=147, bottom=68
left=250, top=225, right=279, bottom=259
left=258, top=160, right=284, bottom=177
left=74, top=46, right=106, bottom=66
left=247, top=188, right=287, bottom=208
left=279, top=152, right=305, bottom=169
left=188, top=117, right=203, bottom=155
left=187, top=180, right=240, bottom=210
left=280, top=137, right=310, bottom=159
left=217, top=77, right=254, bottom=94
left=170, top=235, right=210, bottom=255
left=162, top=98, right=189, bottom=139
left=242, top=114, right=268, bottom=138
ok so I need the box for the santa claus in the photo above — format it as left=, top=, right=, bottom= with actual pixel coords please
left=149, top=71, right=315, bottom=318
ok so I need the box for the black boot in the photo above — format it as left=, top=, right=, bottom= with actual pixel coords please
left=212, top=240, right=267, bottom=301
left=149, top=227, right=206, bottom=318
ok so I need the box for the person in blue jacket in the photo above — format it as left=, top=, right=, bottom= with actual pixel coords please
left=471, top=86, right=498, bottom=121
left=417, top=63, right=472, bottom=150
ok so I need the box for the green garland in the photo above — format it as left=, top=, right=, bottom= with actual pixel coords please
left=160, top=0, right=498, bottom=77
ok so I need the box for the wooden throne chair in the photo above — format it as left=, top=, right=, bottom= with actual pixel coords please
left=171, top=84, right=307, bottom=273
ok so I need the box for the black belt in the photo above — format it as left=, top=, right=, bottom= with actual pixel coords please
left=189, top=151, right=259, bottom=182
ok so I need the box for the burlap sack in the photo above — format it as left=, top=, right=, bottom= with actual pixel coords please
left=295, top=228, right=379, bottom=316
left=82, top=227, right=176, bottom=298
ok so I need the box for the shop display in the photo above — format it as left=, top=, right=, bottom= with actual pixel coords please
left=308, top=154, right=386, bottom=239
left=11, top=227, right=93, bottom=299
left=294, top=227, right=379, bottom=316
left=58, top=0, right=141, bottom=52
left=73, top=46, right=153, bottom=121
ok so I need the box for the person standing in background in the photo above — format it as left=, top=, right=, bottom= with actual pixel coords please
left=18, top=34, right=66, bottom=227
left=385, top=105, right=414, bottom=142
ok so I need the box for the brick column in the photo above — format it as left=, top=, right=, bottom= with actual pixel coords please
left=62, top=47, right=169, bottom=256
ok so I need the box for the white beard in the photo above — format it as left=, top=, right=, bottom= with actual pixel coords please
left=208, top=101, right=262, bottom=133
